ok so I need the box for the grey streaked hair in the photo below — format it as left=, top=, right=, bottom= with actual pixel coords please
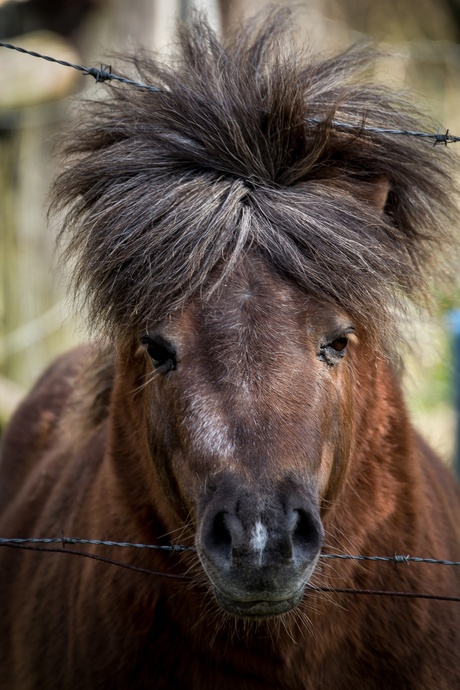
left=52, top=8, right=459, bottom=344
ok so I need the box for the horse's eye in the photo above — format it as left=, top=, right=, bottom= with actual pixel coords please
left=319, top=331, right=353, bottom=365
left=329, top=336, right=348, bottom=353
left=140, top=336, right=177, bottom=372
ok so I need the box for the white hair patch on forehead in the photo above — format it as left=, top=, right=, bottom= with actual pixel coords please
left=185, top=393, right=236, bottom=460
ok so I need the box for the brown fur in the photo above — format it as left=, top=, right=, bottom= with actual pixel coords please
left=0, top=10, right=459, bottom=689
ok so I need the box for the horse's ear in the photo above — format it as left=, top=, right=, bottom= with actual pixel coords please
left=357, top=176, right=390, bottom=214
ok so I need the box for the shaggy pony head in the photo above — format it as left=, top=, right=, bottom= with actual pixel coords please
left=52, top=9, right=458, bottom=346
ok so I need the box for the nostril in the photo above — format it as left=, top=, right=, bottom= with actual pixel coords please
left=292, top=509, right=323, bottom=558
left=209, top=511, right=232, bottom=560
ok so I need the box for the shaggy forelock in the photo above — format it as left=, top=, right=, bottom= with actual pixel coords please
left=52, top=8, right=458, bottom=343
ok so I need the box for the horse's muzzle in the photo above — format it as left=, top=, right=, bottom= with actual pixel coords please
left=197, top=477, right=324, bottom=618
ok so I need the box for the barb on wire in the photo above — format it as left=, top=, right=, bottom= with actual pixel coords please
left=0, top=41, right=163, bottom=93
left=320, top=552, right=460, bottom=567
left=1, top=40, right=459, bottom=144
left=307, top=118, right=460, bottom=145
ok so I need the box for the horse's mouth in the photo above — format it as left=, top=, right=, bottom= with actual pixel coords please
left=213, top=588, right=305, bottom=619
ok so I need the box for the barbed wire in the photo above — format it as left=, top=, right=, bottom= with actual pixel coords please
left=320, top=552, right=460, bottom=567
left=0, top=541, right=196, bottom=581
left=0, top=41, right=162, bottom=92
left=1, top=537, right=459, bottom=602
left=307, top=119, right=460, bottom=145
left=1, top=40, right=460, bottom=144
left=0, top=536, right=194, bottom=552
left=0, top=537, right=458, bottom=566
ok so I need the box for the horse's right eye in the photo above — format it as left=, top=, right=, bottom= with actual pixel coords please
left=140, top=336, right=177, bottom=373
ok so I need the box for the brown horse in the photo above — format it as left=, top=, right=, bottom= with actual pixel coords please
left=0, top=10, right=459, bottom=690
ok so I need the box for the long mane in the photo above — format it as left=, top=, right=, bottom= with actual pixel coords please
left=53, top=8, right=458, bottom=342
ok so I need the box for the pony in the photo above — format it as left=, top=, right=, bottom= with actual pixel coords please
left=0, top=10, right=459, bottom=689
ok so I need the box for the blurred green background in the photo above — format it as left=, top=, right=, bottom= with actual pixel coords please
left=0, top=0, right=459, bottom=469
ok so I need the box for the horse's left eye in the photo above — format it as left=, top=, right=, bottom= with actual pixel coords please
left=329, top=336, right=348, bottom=353
left=140, top=336, right=177, bottom=372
